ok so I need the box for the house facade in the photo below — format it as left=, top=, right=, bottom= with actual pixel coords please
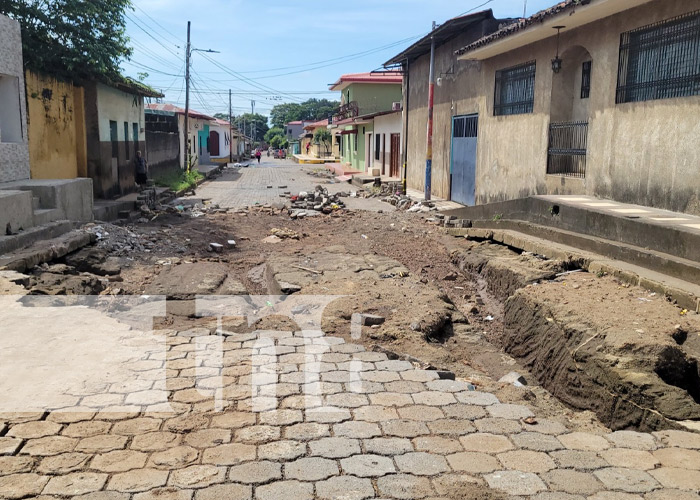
left=209, top=118, right=237, bottom=163
left=393, top=0, right=700, bottom=214
left=329, top=73, right=403, bottom=173
left=0, top=14, right=30, bottom=183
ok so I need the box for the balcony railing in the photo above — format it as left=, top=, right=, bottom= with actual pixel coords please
left=547, top=121, right=589, bottom=178
left=334, top=101, right=359, bottom=122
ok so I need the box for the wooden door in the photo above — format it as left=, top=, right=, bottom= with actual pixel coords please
left=389, top=133, right=400, bottom=178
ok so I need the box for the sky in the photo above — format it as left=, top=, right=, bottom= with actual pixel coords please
left=121, top=0, right=555, bottom=119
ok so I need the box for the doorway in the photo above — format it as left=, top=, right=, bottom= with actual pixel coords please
left=450, top=114, right=478, bottom=206
left=209, top=130, right=220, bottom=156
left=389, top=134, right=400, bottom=178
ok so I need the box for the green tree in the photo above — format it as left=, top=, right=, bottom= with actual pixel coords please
left=314, top=128, right=332, bottom=155
left=270, top=99, right=340, bottom=129
left=0, top=0, right=133, bottom=82
left=264, top=127, right=285, bottom=144
left=233, top=113, right=269, bottom=142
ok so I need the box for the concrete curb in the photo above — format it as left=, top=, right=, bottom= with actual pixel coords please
left=448, top=227, right=700, bottom=313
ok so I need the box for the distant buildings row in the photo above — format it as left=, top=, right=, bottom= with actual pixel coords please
left=297, top=0, right=699, bottom=215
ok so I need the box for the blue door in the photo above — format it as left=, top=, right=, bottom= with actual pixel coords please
left=450, top=114, right=478, bottom=206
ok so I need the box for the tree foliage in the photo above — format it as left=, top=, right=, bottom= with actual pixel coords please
left=270, top=98, right=340, bottom=129
left=232, top=113, right=269, bottom=142
left=313, top=128, right=332, bottom=153
left=0, top=0, right=133, bottom=83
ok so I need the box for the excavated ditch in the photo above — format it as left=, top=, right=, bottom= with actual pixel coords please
left=453, top=240, right=700, bottom=432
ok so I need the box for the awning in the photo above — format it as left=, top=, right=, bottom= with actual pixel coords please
left=339, top=129, right=358, bottom=135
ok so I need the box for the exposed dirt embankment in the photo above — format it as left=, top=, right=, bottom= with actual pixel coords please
left=453, top=240, right=700, bottom=432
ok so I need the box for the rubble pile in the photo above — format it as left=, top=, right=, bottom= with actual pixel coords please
left=84, top=223, right=188, bottom=256
left=426, top=214, right=472, bottom=228
left=287, top=185, right=346, bottom=218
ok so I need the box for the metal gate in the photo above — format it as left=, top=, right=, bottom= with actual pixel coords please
left=450, top=114, right=478, bottom=206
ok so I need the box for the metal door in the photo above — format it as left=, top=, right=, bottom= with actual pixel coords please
left=450, top=114, right=478, bottom=206
left=390, top=134, right=400, bottom=178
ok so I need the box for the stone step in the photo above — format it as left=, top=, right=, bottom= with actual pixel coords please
left=32, top=196, right=41, bottom=211
left=32, top=208, right=64, bottom=227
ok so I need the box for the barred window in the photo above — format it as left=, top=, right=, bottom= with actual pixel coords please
left=616, top=10, right=700, bottom=104
left=581, top=61, right=592, bottom=99
left=494, top=61, right=536, bottom=116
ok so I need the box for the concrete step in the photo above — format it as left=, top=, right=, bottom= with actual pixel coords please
left=0, top=221, right=75, bottom=256
left=0, top=227, right=95, bottom=272
left=443, top=197, right=700, bottom=264
left=32, top=196, right=41, bottom=211
left=33, top=208, right=64, bottom=226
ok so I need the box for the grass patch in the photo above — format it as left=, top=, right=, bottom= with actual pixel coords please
left=153, top=169, right=204, bottom=193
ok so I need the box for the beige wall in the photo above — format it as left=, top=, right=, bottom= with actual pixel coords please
left=407, top=0, right=700, bottom=214
left=26, top=71, right=87, bottom=179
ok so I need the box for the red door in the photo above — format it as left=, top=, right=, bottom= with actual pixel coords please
left=209, top=131, right=220, bottom=156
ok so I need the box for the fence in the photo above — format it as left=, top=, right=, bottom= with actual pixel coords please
left=546, top=121, right=588, bottom=178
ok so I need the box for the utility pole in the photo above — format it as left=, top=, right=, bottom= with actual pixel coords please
left=523, top=0, right=528, bottom=17
left=229, top=89, right=233, bottom=163
left=425, top=21, right=437, bottom=201
left=251, top=100, right=255, bottom=115
left=184, top=21, right=191, bottom=171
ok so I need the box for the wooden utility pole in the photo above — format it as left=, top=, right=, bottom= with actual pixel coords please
left=184, top=21, right=191, bottom=171
left=229, top=89, right=233, bottom=163
left=424, top=21, right=436, bottom=201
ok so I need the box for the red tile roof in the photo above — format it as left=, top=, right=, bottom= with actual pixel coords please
left=146, top=103, right=215, bottom=121
left=304, top=119, right=329, bottom=130
left=330, top=72, right=402, bottom=90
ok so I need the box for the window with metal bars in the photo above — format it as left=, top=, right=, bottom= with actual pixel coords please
left=375, top=134, right=380, bottom=160
left=581, top=61, right=592, bottom=99
left=494, top=61, right=536, bottom=116
left=547, top=121, right=588, bottom=178
left=616, top=10, right=700, bottom=104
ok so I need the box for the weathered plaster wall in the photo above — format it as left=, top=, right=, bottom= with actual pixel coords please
left=372, top=112, right=402, bottom=176
left=407, top=1, right=700, bottom=214
left=0, top=14, right=30, bottom=183
left=349, top=84, right=402, bottom=114
left=26, top=71, right=87, bottom=179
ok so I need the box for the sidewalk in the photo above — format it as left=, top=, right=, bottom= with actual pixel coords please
left=406, top=188, right=464, bottom=212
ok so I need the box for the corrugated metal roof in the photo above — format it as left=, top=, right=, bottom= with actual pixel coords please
left=145, top=103, right=215, bottom=121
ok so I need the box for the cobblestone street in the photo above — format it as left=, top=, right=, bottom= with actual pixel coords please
left=1, top=325, right=700, bottom=499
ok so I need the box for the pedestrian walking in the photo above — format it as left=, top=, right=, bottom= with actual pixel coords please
left=255, top=149, right=262, bottom=164
left=134, top=150, right=148, bottom=188
left=305, top=141, right=311, bottom=155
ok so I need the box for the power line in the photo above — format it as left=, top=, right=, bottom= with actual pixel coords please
left=132, top=4, right=182, bottom=47
left=457, top=0, right=496, bottom=17
left=124, top=60, right=182, bottom=77
left=125, top=13, right=181, bottom=59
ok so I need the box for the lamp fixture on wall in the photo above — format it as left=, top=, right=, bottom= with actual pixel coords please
left=436, top=66, right=455, bottom=87
left=551, top=26, right=565, bottom=73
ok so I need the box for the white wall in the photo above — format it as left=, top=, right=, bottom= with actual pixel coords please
left=96, top=83, right=144, bottom=143
left=210, top=124, right=230, bottom=159
left=371, top=112, right=402, bottom=174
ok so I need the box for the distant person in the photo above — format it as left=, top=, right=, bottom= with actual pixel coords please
left=255, top=149, right=262, bottom=164
left=306, top=142, right=311, bottom=155
left=134, top=150, right=148, bottom=187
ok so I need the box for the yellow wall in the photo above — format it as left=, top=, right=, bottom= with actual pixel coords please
left=26, top=71, right=87, bottom=179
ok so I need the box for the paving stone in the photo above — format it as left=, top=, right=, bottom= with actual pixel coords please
left=363, top=437, right=414, bottom=455
left=587, top=493, right=643, bottom=500
left=510, top=432, right=564, bottom=452
left=165, top=413, right=212, bottom=432
left=90, top=450, right=148, bottom=472
left=325, top=393, right=370, bottom=408
left=7, top=421, right=62, bottom=439
left=352, top=352, right=388, bottom=362
left=228, top=461, right=282, bottom=484
left=361, top=370, right=400, bottom=383
left=594, top=467, right=660, bottom=493
left=0, top=456, right=34, bottom=475
left=522, top=419, right=569, bottom=436
left=340, top=454, right=396, bottom=477
left=474, top=417, right=522, bottom=434
left=431, top=473, right=483, bottom=496
left=541, top=469, right=604, bottom=495
left=284, top=423, right=330, bottom=441
left=346, top=381, right=386, bottom=394
left=107, top=469, right=169, bottom=493
left=376, top=360, right=413, bottom=371
left=201, top=443, right=256, bottom=465
left=303, top=404, right=351, bottom=423
left=133, top=487, right=194, bottom=500
left=333, top=421, right=381, bottom=438
left=369, top=392, right=416, bottom=407
left=653, top=430, right=700, bottom=450
left=486, top=403, right=534, bottom=420
left=315, top=475, right=375, bottom=500
left=605, top=431, right=657, bottom=451
left=413, top=391, right=457, bottom=406
left=284, top=457, right=339, bottom=481
left=258, top=440, right=306, bottom=461
left=376, top=473, right=435, bottom=499
left=169, top=465, right=226, bottom=488
left=131, top=432, right=182, bottom=452
left=426, top=419, right=475, bottom=436
left=149, top=446, right=199, bottom=468
left=484, top=470, right=547, bottom=496
left=442, top=404, right=488, bottom=421
left=73, top=493, right=131, bottom=500
left=381, top=419, right=430, bottom=438
left=600, top=449, right=660, bottom=470
left=653, top=447, right=700, bottom=470
left=413, top=436, right=463, bottom=454
left=649, top=467, right=700, bottom=491
left=558, top=432, right=610, bottom=451
left=259, top=409, right=303, bottom=426
left=194, top=483, right=252, bottom=500
left=255, top=480, right=313, bottom=500
left=454, top=391, right=500, bottom=406
left=401, top=370, right=440, bottom=382
left=62, top=421, right=112, bottom=438
left=0, top=437, right=23, bottom=455
left=384, top=381, right=427, bottom=393
left=21, top=436, right=78, bottom=456
left=460, top=433, right=513, bottom=453
left=43, top=473, right=108, bottom=496
left=309, top=437, right=361, bottom=458
left=644, top=489, right=700, bottom=500
left=397, top=405, right=444, bottom=422
left=395, top=452, right=450, bottom=476
left=0, top=473, right=50, bottom=499
left=235, top=425, right=281, bottom=443
left=532, top=493, right=587, bottom=500
left=446, top=452, right=501, bottom=473
left=549, top=449, right=609, bottom=470
left=425, top=379, right=471, bottom=392
left=497, top=450, right=556, bottom=473
left=36, top=453, right=90, bottom=474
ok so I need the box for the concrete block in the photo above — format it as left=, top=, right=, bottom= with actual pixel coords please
left=0, top=190, right=33, bottom=234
